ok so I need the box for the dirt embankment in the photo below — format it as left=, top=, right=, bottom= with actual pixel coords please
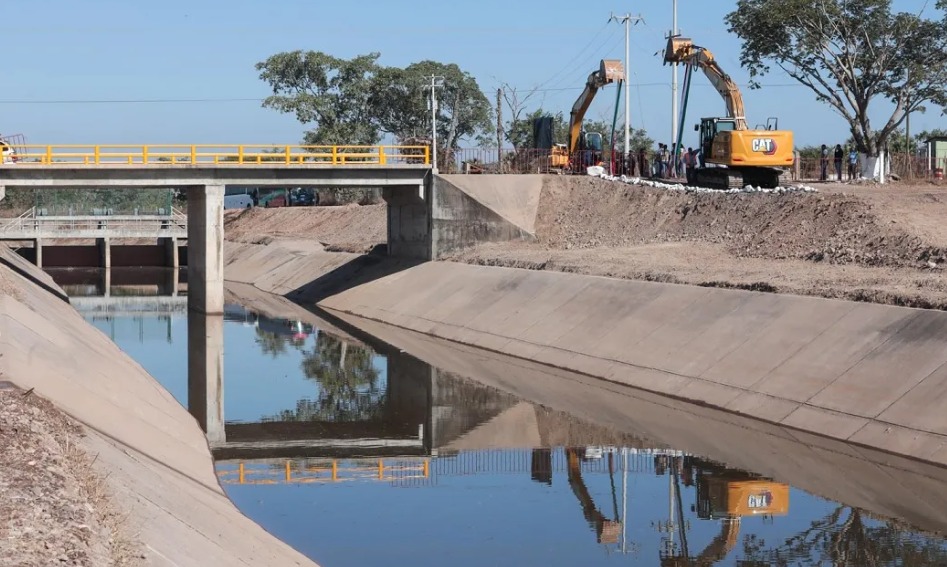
left=451, top=176, right=947, bottom=309
left=224, top=204, right=386, bottom=253
left=0, top=386, right=139, bottom=566
left=533, top=176, right=947, bottom=268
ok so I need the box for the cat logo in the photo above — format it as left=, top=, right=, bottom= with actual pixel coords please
left=751, top=138, right=777, bottom=155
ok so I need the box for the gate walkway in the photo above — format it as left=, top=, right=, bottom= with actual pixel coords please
left=0, top=207, right=187, bottom=240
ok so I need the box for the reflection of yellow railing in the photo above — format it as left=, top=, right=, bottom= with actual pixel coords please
left=217, top=458, right=430, bottom=485
left=5, top=144, right=431, bottom=166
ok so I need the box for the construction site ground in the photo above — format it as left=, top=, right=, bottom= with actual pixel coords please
left=224, top=177, right=947, bottom=310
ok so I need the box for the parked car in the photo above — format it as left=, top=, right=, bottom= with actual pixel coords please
left=224, top=194, right=254, bottom=209
left=289, top=188, right=317, bottom=206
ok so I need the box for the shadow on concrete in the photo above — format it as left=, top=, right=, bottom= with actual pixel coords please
left=284, top=248, right=424, bottom=304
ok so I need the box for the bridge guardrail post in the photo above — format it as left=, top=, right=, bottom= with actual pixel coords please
left=379, top=147, right=387, bottom=165
left=191, top=145, right=197, bottom=164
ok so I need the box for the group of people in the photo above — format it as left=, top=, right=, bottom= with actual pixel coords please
left=819, top=143, right=859, bottom=181
left=615, top=143, right=701, bottom=183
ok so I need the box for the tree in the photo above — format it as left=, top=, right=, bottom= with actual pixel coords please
left=499, top=83, right=540, bottom=149
left=725, top=0, right=947, bottom=158
left=255, top=51, right=383, bottom=145
left=373, top=60, right=493, bottom=150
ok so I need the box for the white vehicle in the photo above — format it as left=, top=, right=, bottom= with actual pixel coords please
left=224, top=194, right=254, bottom=209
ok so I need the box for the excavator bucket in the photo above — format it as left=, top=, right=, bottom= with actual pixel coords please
left=664, top=36, right=694, bottom=64
left=599, top=59, right=624, bottom=83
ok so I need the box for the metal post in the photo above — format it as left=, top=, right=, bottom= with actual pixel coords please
left=621, top=448, right=628, bottom=553
left=428, top=75, right=445, bottom=173
left=671, top=0, right=679, bottom=150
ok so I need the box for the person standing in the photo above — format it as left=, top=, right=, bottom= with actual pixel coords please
left=847, top=147, right=858, bottom=180
left=833, top=144, right=844, bottom=181
left=685, top=147, right=697, bottom=185
left=820, top=144, right=829, bottom=181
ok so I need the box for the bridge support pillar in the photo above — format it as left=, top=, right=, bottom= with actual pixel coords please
left=34, top=238, right=43, bottom=268
left=160, top=237, right=179, bottom=269
left=186, top=184, right=224, bottom=315
left=383, top=181, right=432, bottom=259
left=187, top=312, right=225, bottom=444
left=96, top=237, right=110, bottom=269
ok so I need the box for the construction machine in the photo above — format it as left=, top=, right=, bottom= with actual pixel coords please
left=0, top=133, right=25, bottom=164
left=660, top=457, right=790, bottom=566
left=566, top=447, right=622, bottom=544
left=663, top=36, right=794, bottom=189
left=533, top=59, right=624, bottom=174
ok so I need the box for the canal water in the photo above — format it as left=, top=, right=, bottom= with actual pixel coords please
left=51, top=268, right=947, bottom=566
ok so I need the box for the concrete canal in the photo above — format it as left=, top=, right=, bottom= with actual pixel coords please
left=48, top=267, right=947, bottom=567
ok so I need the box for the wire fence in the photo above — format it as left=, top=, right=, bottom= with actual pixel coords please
left=444, top=147, right=947, bottom=182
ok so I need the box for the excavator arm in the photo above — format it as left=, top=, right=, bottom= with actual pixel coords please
left=664, top=37, right=747, bottom=131
left=568, top=60, right=624, bottom=154
left=566, top=448, right=621, bottom=544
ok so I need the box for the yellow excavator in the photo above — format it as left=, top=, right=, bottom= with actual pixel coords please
left=661, top=457, right=790, bottom=566
left=663, top=36, right=794, bottom=189
left=536, top=59, right=624, bottom=174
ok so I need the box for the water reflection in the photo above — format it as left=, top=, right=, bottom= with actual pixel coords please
left=53, top=272, right=947, bottom=567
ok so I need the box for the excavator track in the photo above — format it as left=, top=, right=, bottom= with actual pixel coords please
left=695, top=168, right=744, bottom=190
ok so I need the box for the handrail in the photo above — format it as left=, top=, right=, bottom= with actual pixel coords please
left=1, top=144, right=431, bottom=166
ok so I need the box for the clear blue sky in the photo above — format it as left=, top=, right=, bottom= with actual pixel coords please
left=2, top=0, right=942, bottom=148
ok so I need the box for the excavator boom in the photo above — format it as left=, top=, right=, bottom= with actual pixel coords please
left=664, top=37, right=746, bottom=130
left=568, top=59, right=624, bottom=154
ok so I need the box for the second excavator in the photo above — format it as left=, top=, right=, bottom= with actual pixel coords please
left=534, top=59, right=624, bottom=174
left=664, top=36, right=794, bottom=189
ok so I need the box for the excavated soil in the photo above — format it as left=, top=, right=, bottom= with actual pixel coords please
left=0, top=385, right=139, bottom=566
left=532, top=176, right=947, bottom=269
left=224, top=204, right=386, bottom=253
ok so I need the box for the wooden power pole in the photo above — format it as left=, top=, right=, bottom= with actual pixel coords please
left=497, top=88, right=503, bottom=171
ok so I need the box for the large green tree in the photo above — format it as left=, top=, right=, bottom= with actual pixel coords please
left=371, top=60, right=493, bottom=149
left=725, top=0, right=947, bottom=157
left=257, top=52, right=492, bottom=150
left=256, top=51, right=382, bottom=145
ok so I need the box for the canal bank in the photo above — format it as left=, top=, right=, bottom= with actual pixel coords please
left=0, top=246, right=316, bottom=566
left=223, top=239, right=947, bottom=469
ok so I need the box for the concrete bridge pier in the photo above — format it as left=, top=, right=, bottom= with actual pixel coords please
left=187, top=312, right=225, bottom=444
left=186, top=184, right=223, bottom=315
left=384, top=182, right=431, bottom=258
left=161, top=237, right=179, bottom=270
left=33, top=238, right=43, bottom=268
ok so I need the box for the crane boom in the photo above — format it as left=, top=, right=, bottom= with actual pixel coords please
left=568, top=59, right=624, bottom=154
left=663, top=37, right=747, bottom=131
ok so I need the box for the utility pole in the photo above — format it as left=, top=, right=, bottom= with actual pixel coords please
left=671, top=0, right=679, bottom=152
left=428, top=75, right=445, bottom=172
left=497, top=87, right=503, bottom=170
left=609, top=13, right=644, bottom=157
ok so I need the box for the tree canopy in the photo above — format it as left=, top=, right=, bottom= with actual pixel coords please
left=725, top=0, right=947, bottom=156
left=256, top=51, right=493, bottom=149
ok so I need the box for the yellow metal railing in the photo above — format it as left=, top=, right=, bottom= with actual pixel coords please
left=5, top=144, right=431, bottom=166
left=216, top=458, right=431, bottom=486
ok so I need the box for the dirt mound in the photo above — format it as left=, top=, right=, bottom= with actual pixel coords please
left=536, top=176, right=946, bottom=269
left=224, top=204, right=386, bottom=252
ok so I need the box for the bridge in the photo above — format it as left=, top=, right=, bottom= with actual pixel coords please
left=0, top=144, right=432, bottom=314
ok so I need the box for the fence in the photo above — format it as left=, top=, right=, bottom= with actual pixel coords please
left=445, top=148, right=947, bottom=182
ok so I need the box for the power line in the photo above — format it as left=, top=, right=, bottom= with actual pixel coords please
left=0, top=97, right=264, bottom=104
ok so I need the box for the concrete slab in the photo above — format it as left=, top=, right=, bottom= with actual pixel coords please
left=442, top=402, right=541, bottom=451
left=878, top=362, right=947, bottom=436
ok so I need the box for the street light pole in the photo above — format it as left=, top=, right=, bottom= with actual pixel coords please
left=428, top=75, right=445, bottom=172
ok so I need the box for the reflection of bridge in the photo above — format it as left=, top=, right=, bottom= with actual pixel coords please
left=70, top=295, right=188, bottom=316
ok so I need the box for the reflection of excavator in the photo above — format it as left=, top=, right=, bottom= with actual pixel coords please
left=663, top=36, right=794, bottom=189
left=535, top=59, right=624, bottom=174
left=661, top=457, right=790, bottom=566
left=566, top=447, right=622, bottom=544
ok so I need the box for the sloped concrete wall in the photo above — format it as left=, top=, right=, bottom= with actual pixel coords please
left=319, top=261, right=947, bottom=467
left=431, top=175, right=540, bottom=258
left=0, top=245, right=315, bottom=567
